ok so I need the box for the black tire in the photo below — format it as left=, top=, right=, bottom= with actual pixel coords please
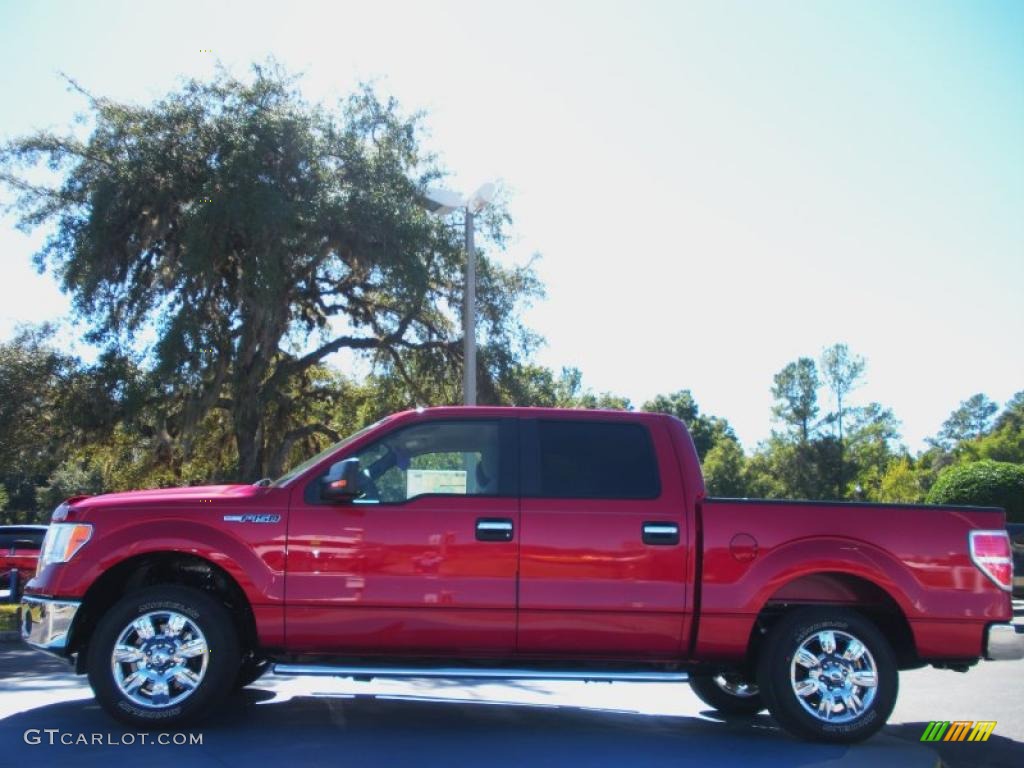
left=690, top=673, right=765, bottom=715
left=86, top=585, right=240, bottom=728
left=234, top=655, right=271, bottom=690
left=756, top=608, right=898, bottom=743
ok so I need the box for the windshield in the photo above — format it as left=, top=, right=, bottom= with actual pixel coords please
left=271, top=417, right=391, bottom=488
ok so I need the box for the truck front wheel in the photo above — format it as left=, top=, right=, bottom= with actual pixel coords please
left=689, top=673, right=765, bottom=715
left=86, top=585, right=240, bottom=728
left=756, top=608, right=898, bottom=743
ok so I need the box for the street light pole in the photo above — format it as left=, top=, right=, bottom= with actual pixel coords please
left=419, top=182, right=495, bottom=407
left=463, top=206, right=477, bottom=406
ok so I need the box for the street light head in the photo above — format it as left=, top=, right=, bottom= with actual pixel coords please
left=420, top=182, right=496, bottom=216
left=421, top=186, right=465, bottom=216
left=467, top=182, right=496, bottom=213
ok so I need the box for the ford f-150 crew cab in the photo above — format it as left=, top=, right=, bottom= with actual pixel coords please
left=20, top=407, right=1024, bottom=742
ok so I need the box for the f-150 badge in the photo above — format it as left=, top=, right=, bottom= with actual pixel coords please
left=223, top=514, right=281, bottom=523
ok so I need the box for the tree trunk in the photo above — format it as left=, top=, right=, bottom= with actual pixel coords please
left=837, top=393, right=844, bottom=499
left=232, top=348, right=267, bottom=480
left=231, top=290, right=287, bottom=482
left=233, top=400, right=265, bottom=482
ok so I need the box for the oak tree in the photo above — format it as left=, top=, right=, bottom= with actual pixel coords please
left=1, top=63, right=541, bottom=479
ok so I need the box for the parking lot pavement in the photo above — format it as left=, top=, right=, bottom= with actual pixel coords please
left=0, top=645, right=1020, bottom=768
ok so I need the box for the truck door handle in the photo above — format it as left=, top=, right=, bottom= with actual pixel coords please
left=642, top=522, right=679, bottom=545
left=476, top=518, right=514, bottom=542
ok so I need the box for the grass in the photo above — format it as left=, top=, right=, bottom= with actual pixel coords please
left=0, top=604, right=19, bottom=632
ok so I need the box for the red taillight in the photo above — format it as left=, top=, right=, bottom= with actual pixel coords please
left=969, top=530, right=1013, bottom=592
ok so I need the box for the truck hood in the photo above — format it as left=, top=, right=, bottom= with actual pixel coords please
left=65, top=484, right=265, bottom=511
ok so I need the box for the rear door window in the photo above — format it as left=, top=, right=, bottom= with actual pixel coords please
left=528, top=420, right=661, bottom=499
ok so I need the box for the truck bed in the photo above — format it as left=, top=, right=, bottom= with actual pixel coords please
left=695, top=497, right=1012, bottom=662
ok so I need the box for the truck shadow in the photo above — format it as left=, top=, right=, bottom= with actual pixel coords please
left=0, top=689, right=956, bottom=768
left=0, top=646, right=79, bottom=681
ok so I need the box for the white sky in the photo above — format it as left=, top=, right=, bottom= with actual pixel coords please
left=1, top=0, right=1021, bottom=453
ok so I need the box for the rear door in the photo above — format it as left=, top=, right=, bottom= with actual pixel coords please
left=517, top=416, right=690, bottom=658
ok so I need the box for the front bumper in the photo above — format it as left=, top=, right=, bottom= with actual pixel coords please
left=984, top=622, right=1024, bottom=661
left=20, top=596, right=80, bottom=654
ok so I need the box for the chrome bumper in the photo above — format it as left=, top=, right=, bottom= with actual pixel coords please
left=20, top=596, right=80, bottom=654
left=984, top=622, right=1024, bottom=661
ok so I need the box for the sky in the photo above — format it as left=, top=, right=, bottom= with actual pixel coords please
left=0, top=0, right=1021, bottom=453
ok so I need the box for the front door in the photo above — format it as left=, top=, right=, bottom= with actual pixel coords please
left=285, top=417, right=519, bottom=656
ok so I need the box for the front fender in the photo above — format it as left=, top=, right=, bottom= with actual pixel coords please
left=31, top=519, right=285, bottom=607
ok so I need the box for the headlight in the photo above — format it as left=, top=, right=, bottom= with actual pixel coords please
left=37, top=523, right=93, bottom=575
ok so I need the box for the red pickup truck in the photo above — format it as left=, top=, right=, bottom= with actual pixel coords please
left=21, top=407, right=1023, bottom=742
left=1, top=525, right=48, bottom=601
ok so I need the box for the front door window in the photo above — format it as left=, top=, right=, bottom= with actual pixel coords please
left=353, top=420, right=505, bottom=503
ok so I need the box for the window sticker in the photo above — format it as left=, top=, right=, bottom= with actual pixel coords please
left=407, top=469, right=468, bottom=497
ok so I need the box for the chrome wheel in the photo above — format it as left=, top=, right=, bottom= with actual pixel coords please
left=110, top=610, right=209, bottom=709
left=790, top=629, right=878, bottom=724
left=714, top=674, right=759, bottom=698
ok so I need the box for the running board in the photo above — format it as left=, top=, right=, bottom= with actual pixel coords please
left=272, top=664, right=689, bottom=683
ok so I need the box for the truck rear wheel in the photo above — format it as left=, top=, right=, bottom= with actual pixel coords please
left=86, top=585, right=240, bottom=728
left=689, top=673, right=764, bottom=715
left=756, top=608, right=897, bottom=743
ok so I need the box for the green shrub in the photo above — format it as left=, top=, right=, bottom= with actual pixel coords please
left=925, top=460, right=1024, bottom=522
left=0, top=605, right=18, bottom=632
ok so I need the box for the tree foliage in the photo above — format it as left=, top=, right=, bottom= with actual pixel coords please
left=959, top=391, right=1024, bottom=464
left=876, top=458, right=924, bottom=503
left=751, top=345, right=907, bottom=501
left=819, top=343, right=866, bottom=497
left=844, top=402, right=902, bottom=499
left=641, top=389, right=736, bottom=461
left=0, top=325, right=80, bottom=511
left=934, top=393, right=999, bottom=450
left=745, top=435, right=841, bottom=500
left=702, top=439, right=748, bottom=497
left=771, top=358, right=820, bottom=443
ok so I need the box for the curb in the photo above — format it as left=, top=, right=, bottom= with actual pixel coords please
left=0, top=631, right=21, bottom=643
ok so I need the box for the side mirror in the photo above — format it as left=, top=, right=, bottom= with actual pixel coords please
left=320, top=458, right=363, bottom=502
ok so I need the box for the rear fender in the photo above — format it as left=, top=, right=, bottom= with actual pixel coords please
left=695, top=537, right=920, bottom=660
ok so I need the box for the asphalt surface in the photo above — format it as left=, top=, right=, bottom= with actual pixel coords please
left=0, top=637, right=1021, bottom=768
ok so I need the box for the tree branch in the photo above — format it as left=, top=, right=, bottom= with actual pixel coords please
left=267, top=422, right=342, bottom=478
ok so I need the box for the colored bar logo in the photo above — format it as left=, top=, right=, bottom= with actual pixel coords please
left=920, top=721, right=996, bottom=742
